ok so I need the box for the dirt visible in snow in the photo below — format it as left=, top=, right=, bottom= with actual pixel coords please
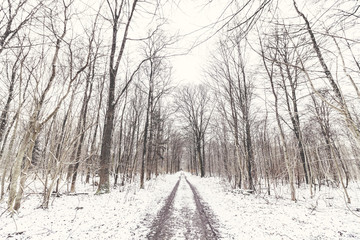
left=147, top=174, right=220, bottom=239
left=2, top=173, right=358, bottom=239
left=0, top=174, right=181, bottom=240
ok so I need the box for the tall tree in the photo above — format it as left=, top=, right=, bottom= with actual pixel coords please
left=7, top=1, right=91, bottom=212
left=260, top=36, right=297, bottom=201
left=208, top=35, right=255, bottom=190
left=97, top=0, right=139, bottom=194
left=175, top=85, right=212, bottom=177
left=293, top=0, right=360, bottom=147
left=140, top=30, right=174, bottom=188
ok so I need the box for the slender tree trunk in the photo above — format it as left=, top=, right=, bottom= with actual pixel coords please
left=245, top=118, right=254, bottom=190
left=261, top=39, right=296, bottom=201
left=71, top=79, right=92, bottom=192
left=140, top=83, right=152, bottom=189
left=98, top=0, right=138, bottom=194
left=0, top=111, right=20, bottom=200
left=293, top=0, right=360, bottom=146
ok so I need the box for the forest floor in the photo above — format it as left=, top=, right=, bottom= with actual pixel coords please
left=0, top=172, right=360, bottom=239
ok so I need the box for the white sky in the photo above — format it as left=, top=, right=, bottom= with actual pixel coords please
left=161, top=0, right=357, bottom=87
left=160, top=0, right=232, bottom=85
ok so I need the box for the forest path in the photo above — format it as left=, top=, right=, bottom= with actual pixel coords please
left=147, top=174, right=220, bottom=240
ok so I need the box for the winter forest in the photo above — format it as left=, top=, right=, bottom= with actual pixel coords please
left=1, top=0, right=360, bottom=239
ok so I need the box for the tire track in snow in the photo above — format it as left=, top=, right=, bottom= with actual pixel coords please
left=147, top=177, right=181, bottom=239
left=185, top=176, right=220, bottom=239
left=147, top=175, right=220, bottom=239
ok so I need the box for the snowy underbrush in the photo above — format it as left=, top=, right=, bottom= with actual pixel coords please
left=0, top=173, right=180, bottom=239
left=187, top=173, right=360, bottom=240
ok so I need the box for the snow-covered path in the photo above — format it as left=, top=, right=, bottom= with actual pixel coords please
left=147, top=174, right=219, bottom=239
left=1, top=173, right=359, bottom=239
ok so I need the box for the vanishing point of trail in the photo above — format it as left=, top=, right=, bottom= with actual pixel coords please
left=147, top=174, right=220, bottom=240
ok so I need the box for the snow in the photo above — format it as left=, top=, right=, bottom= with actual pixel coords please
left=188, top=173, right=360, bottom=240
left=150, top=175, right=207, bottom=239
left=171, top=178, right=199, bottom=238
left=0, top=174, right=179, bottom=239
left=1, top=172, right=360, bottom=239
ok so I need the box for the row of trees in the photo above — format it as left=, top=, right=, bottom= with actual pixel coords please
left=175, top=0, right=360, bottom=203
left=0, top=0, right=184, bottom=212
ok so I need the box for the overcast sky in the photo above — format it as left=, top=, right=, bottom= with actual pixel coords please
left=161, top=0, right=234, bottom=86
left=161, top=0, right=347, bottom=86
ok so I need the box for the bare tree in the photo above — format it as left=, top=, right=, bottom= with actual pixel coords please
left=293, top=0, right=360, bottom=148
left=139, top=30, right=174, bottom=188
left=175, top=85, right=212, bottom=177
left=0, top=0, right=42, bottom=55
left=7, top=1, right=91, bottom=212
left=208, top=35, right=255, bottom=190
left=97, top=0, right=156, bottom=194
left=260, top=36, right=297, bottom=201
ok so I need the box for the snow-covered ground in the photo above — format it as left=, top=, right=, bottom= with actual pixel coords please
left=1, top=173, right=360, bottom=239
left=147, top=174, right=216, bottom=239
left=189, top=174, right=360, bottom=240
left=157, top=177, right=204, bottom=239
left=0, top=174, right=179, bottom=239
